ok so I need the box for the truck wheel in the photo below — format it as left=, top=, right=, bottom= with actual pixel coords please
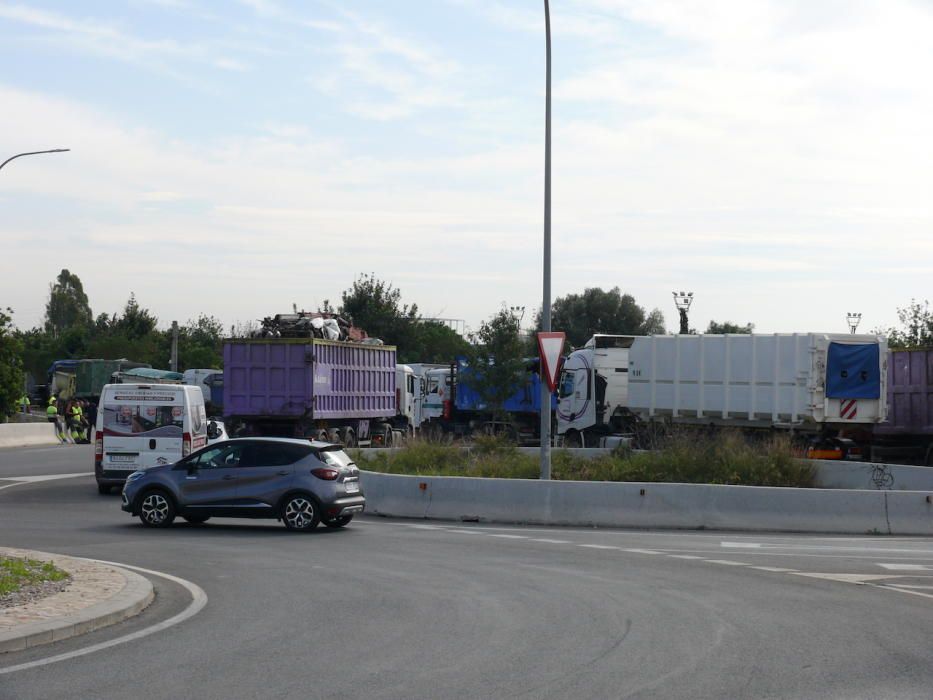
left=564, top=431, right=583, bottom=448
left=342, top=429, right=356, bottom=448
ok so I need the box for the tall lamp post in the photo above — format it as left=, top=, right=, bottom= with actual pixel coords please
left=673, top=291, right=694, bottom=334
left=0, top=149, right=70, bottom=172
left=540, top=0, right=553, bottom=480
left=846, top=312, right=862, bottom=334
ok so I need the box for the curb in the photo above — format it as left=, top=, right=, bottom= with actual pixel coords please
left=0, top=549, right=154, bottom=654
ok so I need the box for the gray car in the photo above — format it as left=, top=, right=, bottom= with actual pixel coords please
left=121, top=438, right=365, bottom=531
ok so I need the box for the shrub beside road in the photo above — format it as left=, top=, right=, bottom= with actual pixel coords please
left=0, top=556, right=70, bottom=604
left=359, top=433, right=816, bottom=488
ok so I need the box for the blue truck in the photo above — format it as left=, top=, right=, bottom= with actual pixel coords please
left=419, top=358, right=556, bottom=444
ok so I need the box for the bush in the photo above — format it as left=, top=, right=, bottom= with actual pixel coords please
left=360, top=430, right=814, bottom=488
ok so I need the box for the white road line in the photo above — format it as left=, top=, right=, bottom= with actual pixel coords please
left=578, top=544, right=619, bottom=550
left=750, top=566, right=799, bottom=573
left=448, top=530, right=486, bottom=536
left=531, top=539, right=571, bottom=544
left=877, top=563, right=933, bottom=571
left=0, top=473, right=92, bottom=493
left=0, top=559, right=207, bottom=676
left=622, top=549, right=663, bottom=555
left=488, top=534, right=528, bottom=540
left=704, top=560, right=751, bottom=567
left=721, top=542, right=762, bottom=548
left=669, top=555, right=704, bottom=560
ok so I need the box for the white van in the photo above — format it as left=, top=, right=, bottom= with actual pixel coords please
left=95, top=383, right=207, bottom=494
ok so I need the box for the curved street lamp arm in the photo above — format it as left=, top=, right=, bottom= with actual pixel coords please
left=0, top=149, right=70, bottom=172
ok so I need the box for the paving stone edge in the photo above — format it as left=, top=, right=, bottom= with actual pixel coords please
left=0, top=549, right=154, bottom=654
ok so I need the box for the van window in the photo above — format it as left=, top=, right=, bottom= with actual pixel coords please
left=101, top=402, right=184, bottom=437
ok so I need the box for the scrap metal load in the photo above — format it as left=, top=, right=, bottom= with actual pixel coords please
left=252, top=312, right=377, bottom=344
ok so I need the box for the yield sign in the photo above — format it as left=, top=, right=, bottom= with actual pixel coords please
left=537, top=332, right=566, bottom=393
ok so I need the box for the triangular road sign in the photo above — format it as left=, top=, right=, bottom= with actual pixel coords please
left=537, top=332, right=566, bottom=393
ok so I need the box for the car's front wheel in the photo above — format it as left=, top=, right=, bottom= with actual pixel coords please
left=282, top=495, right=320, bottom=531
left=138, top=490, right=176, bottom=528
left=322, top=514, right=353, bottom=528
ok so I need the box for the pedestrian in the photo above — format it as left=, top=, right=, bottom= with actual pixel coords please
left=46, top=397, right=66, bottom=444
left=20, top=394, right=30, bottom=414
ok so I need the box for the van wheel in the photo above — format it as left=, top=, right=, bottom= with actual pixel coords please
left=323, top=515, right=353, bottom=528
left=139, top=490, right=176, bottom=528
left=97, top=484, right=112, bottom=495
left=282, top=495, right=320, bottom=531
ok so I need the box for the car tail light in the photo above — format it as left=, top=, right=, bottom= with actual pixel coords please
left=95, top=435, right=103, bottom=461
left=311, top=467, right=340, bottom=481
left=182, top=432, right=192, bottom=457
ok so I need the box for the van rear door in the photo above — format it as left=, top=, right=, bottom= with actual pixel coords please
left=101, top=386, right=186, bottom=471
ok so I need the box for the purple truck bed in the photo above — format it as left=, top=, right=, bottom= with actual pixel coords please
left=223, top=339, right=396, bottom=421
left=876, top=349, right=933, bottom=435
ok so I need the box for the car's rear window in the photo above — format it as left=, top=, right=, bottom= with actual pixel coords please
left=316, top=447, right=355, bottom=468
left=246, top=443, right=313, bottom=467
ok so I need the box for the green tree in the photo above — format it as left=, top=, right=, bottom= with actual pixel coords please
left=882, top=299, right=933, bottom=349
left=176, top=315, right=224, bottom=370
left=706, top=320, right=754, bottom=334
left=464, top=308, right=527, bottom=422
left=0, top=309, right=26, bottom=420
left=537, top=287, right=666, bottom=348
left=338, top=274, right=418, bottom=342
left=44, top=269, right=92, bottom=337
left=406, top=321, right=470, bottom=364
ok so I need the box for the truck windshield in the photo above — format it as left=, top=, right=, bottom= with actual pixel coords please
left=317, top=447, right=355, bottom=468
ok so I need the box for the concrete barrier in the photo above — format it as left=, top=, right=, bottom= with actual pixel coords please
left=0, top=423, right=59, bottom=449
left=360, top=470, right=933, bottom=535
left=812, top=460, right=933, bottom=491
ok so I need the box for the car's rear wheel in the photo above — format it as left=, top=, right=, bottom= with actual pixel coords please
left=97, top=484, right=112, bottom=495
left=323, top=514, right=353, bottom=528
left=282, top=495, right=320, bottom=531
left=183, top=515, right=210, bottom=525
left=139, top=490, right=176, bottom=528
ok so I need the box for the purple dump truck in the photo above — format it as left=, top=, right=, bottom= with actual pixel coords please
left=871, top=349, right=933, bottom=464
left=223, top=338, right=397, bottom=446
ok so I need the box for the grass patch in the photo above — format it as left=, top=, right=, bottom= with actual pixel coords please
left=357, top=431, right=815, bottom=488
left=0, top=556, right=70, bottom=597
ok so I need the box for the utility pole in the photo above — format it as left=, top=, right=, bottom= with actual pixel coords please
left=170, top=321, right=179, bottom=372
left=540, top=0, right=553, bottom=480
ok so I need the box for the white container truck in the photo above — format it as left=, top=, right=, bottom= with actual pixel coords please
left=557, top=333, right=888, bottom=456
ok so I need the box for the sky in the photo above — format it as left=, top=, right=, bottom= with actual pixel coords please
left=2, top=0, right=932, bottom=339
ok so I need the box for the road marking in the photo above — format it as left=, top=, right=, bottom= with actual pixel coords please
left=0, top=559, right=207, bottom=676
left=578, top=544, right=619, bottom=550
left=448, top=529, right=486, bottom=536
left=531, top=539, right=572, bottom=544
left=887, top=584, right=933, bottom=590
left=750, top=566, right=798, bottom=573
left=721, top=542, right=762, bottom=548
left=792, top=573, right=901, bottom=584
left=489, top=534, right=527, bottom=540
left=704, top=560, right=750, bottom=566
left=622, top=549, right=663, bottom=555
left=877, top=563, right=933, bottom=571
left=669, top=555, right=704, bottom=560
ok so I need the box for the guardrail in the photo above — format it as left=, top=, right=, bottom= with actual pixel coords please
left=360, top=470, right=933, bottom=535
left=0, top=423, right=59, bottom=449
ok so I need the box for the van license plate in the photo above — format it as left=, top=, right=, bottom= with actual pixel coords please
left=109, top=455, right=136, bottom=463
left=345, top=481, right=360, bottom=493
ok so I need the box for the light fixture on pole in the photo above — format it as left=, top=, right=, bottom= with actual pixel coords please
left=673, top=291, right=694, bottom=335
left=846, top=312, right=862, bottom=334
left=0, top=149, right=70, bottom=172
left=509, top=306, right=526, bottom=324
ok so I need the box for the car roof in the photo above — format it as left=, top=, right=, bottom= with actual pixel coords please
left=222, top=437, right=339, bottom=449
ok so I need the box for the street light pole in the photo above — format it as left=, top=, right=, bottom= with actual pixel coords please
left=540, top=0, right=553, bottom=480
left=0, top=149, right=70, bottom=172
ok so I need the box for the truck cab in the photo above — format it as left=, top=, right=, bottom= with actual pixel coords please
left=557, top=335, right=637, bottom=447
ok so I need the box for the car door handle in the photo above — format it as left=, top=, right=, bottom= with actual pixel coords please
left=222, top=475, right=236, bottom=480
left=276, top=470, right=289, bottom=476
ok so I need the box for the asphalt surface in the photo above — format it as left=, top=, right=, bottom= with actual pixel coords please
left=1, top=445, right=933, bottom=699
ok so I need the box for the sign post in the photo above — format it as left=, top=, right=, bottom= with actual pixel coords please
left=537, top=331, right=565, bottom=480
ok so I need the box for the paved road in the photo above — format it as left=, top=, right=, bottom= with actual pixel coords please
left=1, top=446, right=933, bottom=699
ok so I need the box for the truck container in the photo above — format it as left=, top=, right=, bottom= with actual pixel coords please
left=75, top=359, right=150, bottom=399
left=421, top=359, right=554, bottom=444
left=223, top=338, right=397, bottom=446
left=871, top=349, right=933, bottom=464
left=558, top=333, right=888, bottom=454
